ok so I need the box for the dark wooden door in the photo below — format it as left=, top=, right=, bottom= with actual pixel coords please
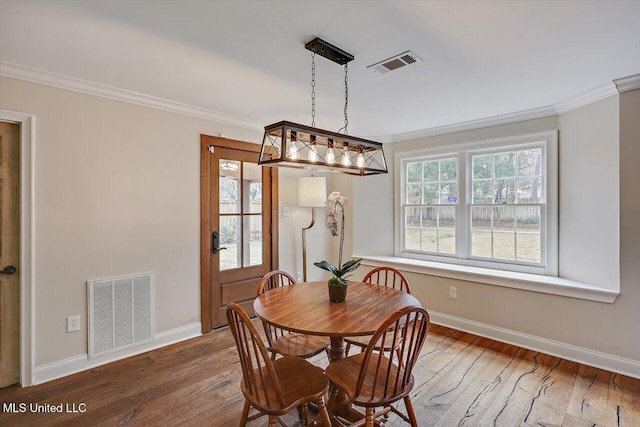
left=200, top=136, right=278, bottom=330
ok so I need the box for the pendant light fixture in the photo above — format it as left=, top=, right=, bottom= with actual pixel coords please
left=258, top=38, right=388, bottom=176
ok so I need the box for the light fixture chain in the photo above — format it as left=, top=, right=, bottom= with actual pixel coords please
left=311, top=50, right=316, bottom=127
left=343, top=63, right=349, bottom=134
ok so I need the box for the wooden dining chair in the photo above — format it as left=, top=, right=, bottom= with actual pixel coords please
left=345, top=267, right=412, bottom=355
left=362, top=266, right=412, bottom=293
left=325, top=306, right=430, bottom=427
left=258, top=270, right=329, bottom=360
left=226, top=303, right=332, bottom=427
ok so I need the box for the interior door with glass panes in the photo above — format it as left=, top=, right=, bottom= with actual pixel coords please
left=207, top=145, right=273, bottom=328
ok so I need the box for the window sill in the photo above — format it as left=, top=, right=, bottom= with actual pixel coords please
left=356, top=255, right=619, bottom=303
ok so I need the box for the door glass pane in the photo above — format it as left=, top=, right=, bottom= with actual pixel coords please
left=220, top=216, right=240, bottom=271
left=243, top=163, right=262, bottom=213
left=243, top=215, right=263, bottom=267
left=220, top=160, right=240, bottom=213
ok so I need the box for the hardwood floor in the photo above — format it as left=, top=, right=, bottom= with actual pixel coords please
left=1, top=321, right=639, bottom=426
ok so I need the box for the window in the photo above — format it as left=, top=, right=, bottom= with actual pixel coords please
left=397, top=131, right=558, bottom=275
left=405, top=157, right=458, bottom=255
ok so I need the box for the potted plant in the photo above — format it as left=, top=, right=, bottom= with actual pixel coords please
left=314, top=192, right=362, bottom=302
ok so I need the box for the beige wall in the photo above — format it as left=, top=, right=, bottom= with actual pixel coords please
left=350, top=94, right=640, bottom=362
left=277, top=168, right=333, bottom=282
left=558, top=96, right=619, bottom=288
left=0, top=76, right=332, bottom=366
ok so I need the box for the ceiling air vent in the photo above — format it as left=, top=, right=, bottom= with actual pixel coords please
left=368, top=51, right=422, bottom=74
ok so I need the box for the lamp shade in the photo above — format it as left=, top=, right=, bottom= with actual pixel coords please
left=298, top=177, right=327, bottom=207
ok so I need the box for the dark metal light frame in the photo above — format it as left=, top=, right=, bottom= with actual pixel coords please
left=259, top=121, right=387, bottom=176
left=258, top=37, right=388, bottom=176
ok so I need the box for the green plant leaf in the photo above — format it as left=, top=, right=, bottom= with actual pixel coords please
left=314, top=260, right=338, bottom=275
left=339, top=258, right=362, bottom=275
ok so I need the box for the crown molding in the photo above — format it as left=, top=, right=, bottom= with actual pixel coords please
left=392, top=75, right=636, bottom=143
left=614, top=74, right=640, bottom=93
left=392, top=105, right=557, bottom=142
left=554, top=82, right=619, bottom=114
left=3, top=62, right=638, bottom=144
left=0, top=62, right=264, bottom=131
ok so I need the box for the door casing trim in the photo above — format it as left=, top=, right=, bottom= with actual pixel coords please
left=0, top=109, right=35, bottom=386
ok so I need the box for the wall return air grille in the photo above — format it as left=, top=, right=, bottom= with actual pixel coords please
left=87, top=272, right=154, bottom=359
left=367, top=50, right=422, bottom=74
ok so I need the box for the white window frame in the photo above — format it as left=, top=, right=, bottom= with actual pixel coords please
left=395, top=131, right=558, bottom=276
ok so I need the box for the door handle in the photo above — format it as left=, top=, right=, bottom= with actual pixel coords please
left=0, top=265, right=17, bottom=275
left=212, top=231, right=227, bottom=254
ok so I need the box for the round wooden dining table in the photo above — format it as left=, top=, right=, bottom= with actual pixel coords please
left=253, top=280, right=421, bottom=423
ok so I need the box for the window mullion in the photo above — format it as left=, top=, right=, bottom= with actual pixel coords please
left=457, top=151, right=468, bottom=259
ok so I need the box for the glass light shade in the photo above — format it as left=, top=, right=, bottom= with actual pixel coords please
left=308, top=144, right=318, bottom=162
left=288, top=141, right=299, bottom=159
left=298, top=176, right=327, bottom=207
left=326, top=147, right=335, bottom=164
left=342, top=147, right=351, bottom=166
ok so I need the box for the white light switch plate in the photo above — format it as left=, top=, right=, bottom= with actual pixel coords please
left=282, top=206, right=291, bottom=217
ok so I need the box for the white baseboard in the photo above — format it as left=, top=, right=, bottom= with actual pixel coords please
left=33, top=322, right=202, bottom=385
left=429, top=311, right=640, bottom=379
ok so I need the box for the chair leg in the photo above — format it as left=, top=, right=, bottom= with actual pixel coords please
left=316, top=396, right=332, bottom=427
left=345, top=342, right=351, bottom=356
left=268, top=415, right=277, bottom=427
left=404, top=396, right=419, bottom=427
left=239, top=400, right=250, bottom=427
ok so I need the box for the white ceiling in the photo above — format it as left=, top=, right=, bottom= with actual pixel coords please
left=1, top=1, right=639, bottom=138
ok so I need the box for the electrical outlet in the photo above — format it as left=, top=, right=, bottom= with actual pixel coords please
left=282, top=206, right=290, bottom=217
left=297, top=271, right=303, bottom=282
left=449, top=287, right=457, bottom=299
left=67, top=315, right=80, bottom=333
